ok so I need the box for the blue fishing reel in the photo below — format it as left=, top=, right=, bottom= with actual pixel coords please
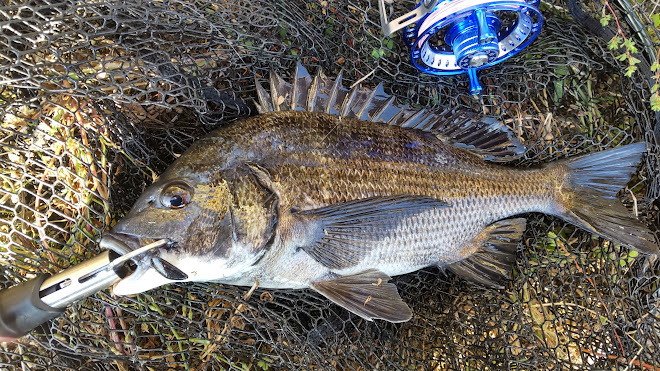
left=379, top=0, right=544, bottom=94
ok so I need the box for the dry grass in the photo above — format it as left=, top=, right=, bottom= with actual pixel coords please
left=0, top=91, right=114, bottom=275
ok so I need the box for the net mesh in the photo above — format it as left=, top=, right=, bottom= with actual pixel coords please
left=1, top=0, right=660, bottom=369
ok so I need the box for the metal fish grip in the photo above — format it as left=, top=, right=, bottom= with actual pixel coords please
left=379, top=0, right=543, bottom=94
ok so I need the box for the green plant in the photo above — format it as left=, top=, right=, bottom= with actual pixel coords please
left=600, top=0, right=660, bottom=111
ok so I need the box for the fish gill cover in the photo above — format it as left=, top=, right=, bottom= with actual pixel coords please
left=0, top=0, right=659, bottom=370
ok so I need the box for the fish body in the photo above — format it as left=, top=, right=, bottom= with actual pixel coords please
left=173, top=110, right=548, bottom=286
left=105, top=65, right=658, bottom=322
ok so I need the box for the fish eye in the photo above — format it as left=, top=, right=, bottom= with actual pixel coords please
left=160, top=184, right=192, bottom=209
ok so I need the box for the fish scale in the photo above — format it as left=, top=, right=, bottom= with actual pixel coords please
left=269, top=148, right=554, bottom=209
left=342, top=194, right=546, bottom=277
left=106, top=65, right=658, bottom=323
left=222, top=111, right=561, bottom=278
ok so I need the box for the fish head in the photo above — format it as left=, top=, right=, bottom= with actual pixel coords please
left=103, top=139, right=275, bottom=295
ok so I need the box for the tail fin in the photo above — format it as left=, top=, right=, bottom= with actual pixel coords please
left=558, top=142, right=658, bottom=254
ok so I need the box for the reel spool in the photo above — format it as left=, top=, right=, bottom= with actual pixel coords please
left=379, top=0, right=544, bottom=94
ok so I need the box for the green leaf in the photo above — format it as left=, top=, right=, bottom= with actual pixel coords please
left=257, top=360, right=270, bottom=370
left=600, top=14, right=611, bottom=26
left=371, top=49, right=380, bottom=58
left=652, top=84, right=659, bottom=93
left=629, top=56, right=641, bottom=66
left=608, top=35, right=619, bottom=50
left=651, top=93, right=660, bottom=111
left=623, top=39, right=638, bottom=54
left=651, top=62, right=660, bottom=72
left=190, top=338, right=210, bottom=345
left=625, top=65, right=637, bottom=77
left=616, top=53, right=627, bottom=61
left=653, top=14, right=660, bottom=28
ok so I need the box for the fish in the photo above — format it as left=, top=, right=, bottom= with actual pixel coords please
left=102, top=64, right=659, bottom=323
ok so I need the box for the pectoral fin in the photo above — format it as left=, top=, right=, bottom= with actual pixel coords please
left=295, top=196, right=448, bottom=269
left=448, top=218, right=526, bottom=288
left=311, top=270, right=412, bottom=323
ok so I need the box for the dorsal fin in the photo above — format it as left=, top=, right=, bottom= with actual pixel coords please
left=422, top=110, right=525, bottom=162
left=255, top=63, right=525, bottom=162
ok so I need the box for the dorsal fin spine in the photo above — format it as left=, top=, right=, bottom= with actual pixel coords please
left=291, top=64, right=300, bottom=111
left=325, top=72, right=343, bottom=115
left=341, top=88, right=358, bottom=117
left=255, top=79, right=272, bottom=113
left=357, top=83, right=381, bottom=121
left=269, top=71, right=282, bottom=111
left=307, top=71, right=321, bottom=112
left=401, top=109, right=426, bottom=128
left=256, top=66, right=526, bottom=162
left=371, top=95, right=397, bottom=122
left=292, top=63, right=313, bottom=111
left=388, top=104, right=409, bottom=125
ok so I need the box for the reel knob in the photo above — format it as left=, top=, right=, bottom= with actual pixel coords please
left=445, top=9, right=501, bottom=94
left=446, top=10, right=501, bottom=70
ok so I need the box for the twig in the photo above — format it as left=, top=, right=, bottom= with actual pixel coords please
left=200, top=281, right=260, bottom=362
left=18, top=344, right=28, bottom=371
left=349, top=68, right=376, bottom=89
left=531, top=301, right=605, bottom=320
left=242, top=280, right=260, bottom=301
left=105, top=306, right=127, bottom=355
left=559, top=244, right=626, bottom=355
left=581, top=347, right=660, bottom=371
left=603, top=1, right=627, bottom=42
left=623, top=336, right=646, bottom=371
left=627, top=188, right=638, bottom=217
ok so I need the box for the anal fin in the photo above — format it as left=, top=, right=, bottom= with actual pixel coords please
left=448, top=218, right=526, bottom=288
left=311, top=270, right=412, bottom=323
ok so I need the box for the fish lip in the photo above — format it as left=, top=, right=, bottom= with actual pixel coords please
left=100, top=232, right=143, bottom=255
left=100, top=232, right=175, bottom=262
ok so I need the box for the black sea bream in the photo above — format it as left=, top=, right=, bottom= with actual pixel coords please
left=103, top=65, right=658, bottom=322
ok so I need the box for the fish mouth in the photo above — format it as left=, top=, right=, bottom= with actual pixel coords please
left=100, top=232, right=172, bottom=256
left=99, top=232, right=143, bottom=255
left=99, top=232, right=189, bottom=291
